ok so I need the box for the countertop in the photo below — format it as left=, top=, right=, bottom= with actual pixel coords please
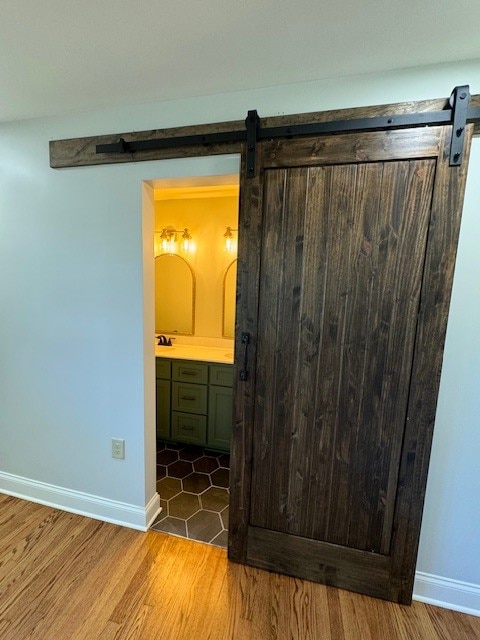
left=155, top=344, right=234, bottom=365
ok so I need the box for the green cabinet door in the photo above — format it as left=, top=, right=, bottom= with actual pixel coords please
left=156, top=378, right=171, bottom=439
left=207, top=385, right=233, bottom=451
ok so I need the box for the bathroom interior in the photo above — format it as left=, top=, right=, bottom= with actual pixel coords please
left=151, top=174, right=239, bottom=548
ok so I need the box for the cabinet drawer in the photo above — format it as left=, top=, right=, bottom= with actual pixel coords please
left=172, top=412, right=207, bottom=446
left=209, top=364, right=233, bottom=387
left=172, top=381, right=207, bottom=414
left=156, top=358, right=171, bottom=380
left=172, top=361, right=208, bottom=384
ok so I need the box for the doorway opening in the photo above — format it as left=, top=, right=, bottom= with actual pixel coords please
left=149, top=173, right=240, bottom=548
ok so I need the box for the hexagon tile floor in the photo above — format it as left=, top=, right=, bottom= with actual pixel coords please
left=151, top=441, right=230, bottom=548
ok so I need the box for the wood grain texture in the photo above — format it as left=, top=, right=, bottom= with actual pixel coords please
left=261, top=127, right=442, bottom=168
left=1, top=496, right=480, bottom=640
left=229, top=122, right=473, bottom=604
left=49, top=119, right=245, bottom=168
left=49, top=94, right=480, bottom=168
left=247, top=525, right=393, bottom=600
left=247, top=155, right=437, bottom=566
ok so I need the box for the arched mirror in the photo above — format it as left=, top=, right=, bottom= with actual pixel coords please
left=155, top=254, right=195, bottom=335
left=222, top=259, right=237, bottom=338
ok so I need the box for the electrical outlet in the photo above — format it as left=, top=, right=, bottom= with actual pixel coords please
left=112, top=438, right=125, bottom=459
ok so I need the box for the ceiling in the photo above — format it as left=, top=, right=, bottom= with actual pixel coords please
left=2, top=0, right=480, bottom=123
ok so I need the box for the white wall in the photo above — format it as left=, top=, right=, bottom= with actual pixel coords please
left=0, top=59, right=479, bottom=610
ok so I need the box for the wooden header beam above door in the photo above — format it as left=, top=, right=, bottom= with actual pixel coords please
left=49, top=87, right=480, bottom=170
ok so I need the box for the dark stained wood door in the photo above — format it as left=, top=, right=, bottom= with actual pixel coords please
left=229, top=124, right=473, bottom=604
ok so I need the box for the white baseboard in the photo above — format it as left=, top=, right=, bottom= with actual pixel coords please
left=413, top=571, right=480, bottom=617
left=0, top=470, right=161, bottom=532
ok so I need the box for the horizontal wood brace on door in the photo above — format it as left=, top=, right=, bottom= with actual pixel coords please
left=49, top=86, right=480, bottom=171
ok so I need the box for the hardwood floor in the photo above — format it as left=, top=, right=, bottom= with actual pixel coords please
left=1, top=495, right=479, bottom=640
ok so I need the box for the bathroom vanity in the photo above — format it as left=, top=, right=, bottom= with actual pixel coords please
left=155, top=345, right=233, bottom=452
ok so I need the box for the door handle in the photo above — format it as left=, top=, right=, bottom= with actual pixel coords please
left=239, top=332, right=250, bottom=381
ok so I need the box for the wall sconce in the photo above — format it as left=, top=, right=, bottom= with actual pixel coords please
left=224, top=227, right=238, bottom=253
left=155, top=227, right=193, bottom=255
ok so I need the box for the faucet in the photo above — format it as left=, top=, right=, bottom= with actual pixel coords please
left=157, top=335, right=173, bottom=347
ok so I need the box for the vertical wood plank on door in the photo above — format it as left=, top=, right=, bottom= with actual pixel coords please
left=249, top=168, right=288, bottom=530
left=312, top=162, right=363, bottom=545
left=275, top=168, right=312, bottom=535
left=287, top=165, right=334, bottom=539
left=332, top=161, right=385, bottom=551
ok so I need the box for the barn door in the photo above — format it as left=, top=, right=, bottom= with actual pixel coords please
left=229, top=123, right=473, bottom=604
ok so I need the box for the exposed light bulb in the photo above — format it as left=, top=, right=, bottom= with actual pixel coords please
left=181, top=228, right=192, bottom=253
left=224, top=226, right=235, bottom=253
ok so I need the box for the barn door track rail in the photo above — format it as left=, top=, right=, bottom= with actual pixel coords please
left=49, top=86, right=480, bottom=170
